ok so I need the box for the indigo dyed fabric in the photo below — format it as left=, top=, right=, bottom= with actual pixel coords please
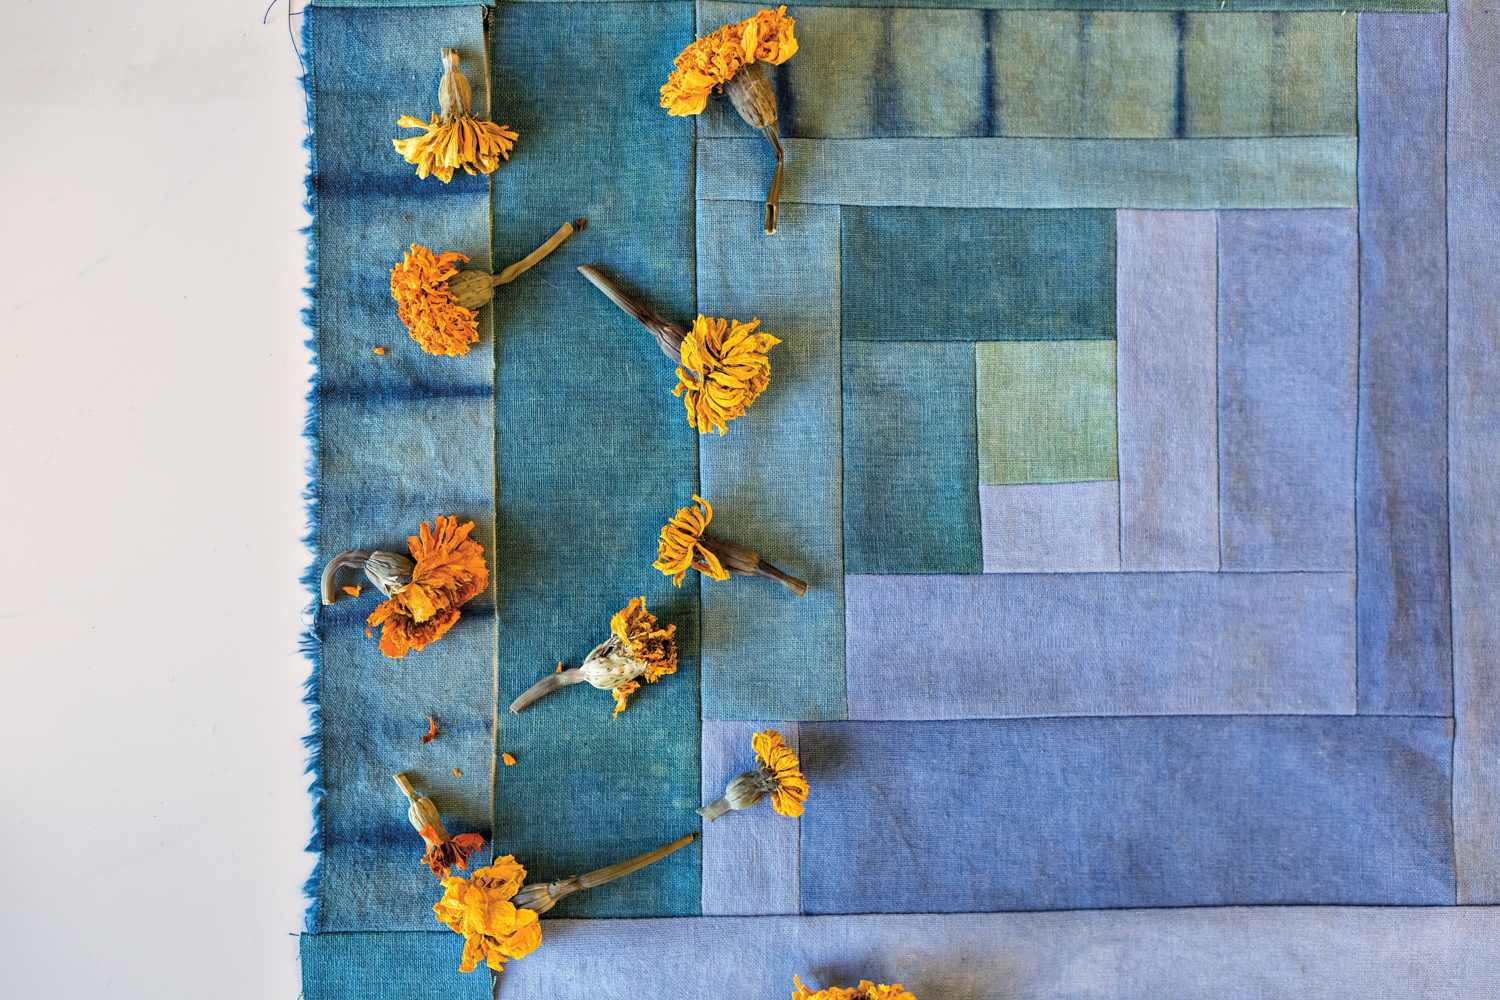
left=700, top=721, right=801, bottom=915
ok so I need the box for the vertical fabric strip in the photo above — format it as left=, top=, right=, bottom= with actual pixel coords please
left=487, top=1, right=702, bottom=918
left=696, top=200, right=847, bottom=722
left=700, top=721, right=801, bottom=914
left=1116, top=210, right=1219, bottom=571
left=307, top=4, right=498, bottom=933
left=1449, top=0, right=1500, bottom=904
left=1355, top=14, right=1452, bottom=715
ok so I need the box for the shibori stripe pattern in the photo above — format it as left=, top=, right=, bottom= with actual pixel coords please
left=298, top=0, right=1500, bottom=998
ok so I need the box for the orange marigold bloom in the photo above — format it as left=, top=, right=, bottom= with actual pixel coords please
left=792, top=977, right=916, bottom=1000
left=674, top=315, right=781, bottom=435
left=433, top=856, right=543, bottom=973
left=754, top=729, right=808, bottom=817
left=660, top=7, right=798, bottom=116
left=394, top=49, right=518, bottom=182
left=419, top=823, right=486, bottom=880
left=390, top=245, right=481, bottom=357
left=366, top=516, right=489, bottom=658
left=605, top=597, right=679, bottom=716
left=654, top=495, right=730, bottom=585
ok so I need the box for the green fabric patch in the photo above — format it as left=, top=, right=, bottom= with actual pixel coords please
left=977, top=341, right=1119, bottom=484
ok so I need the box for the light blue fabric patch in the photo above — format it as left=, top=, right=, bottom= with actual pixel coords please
left=844, top=572, right=1356, bottom=719
left=699, top=136, right=1358, bottom=208
left=1448, top=0, right=1500, bottom=905
left=700, top=721, right=801, bottom=915
left=1217, top=209, right=1357, bottom=572
left=842, top=341, right=982, bottom=575
left=696, top=200, right=847, bottom=722
left=1115, top=210, right=1219, bottom=572
left=800, top=716, right=1455, bottom=912
left=1355, top=14, right=1451, bottom=716
left=487, top=0, right=703, bottom=919
left=980, top=482, right=1120, bottom=572
left=841, top=207, right=1116, bottom=341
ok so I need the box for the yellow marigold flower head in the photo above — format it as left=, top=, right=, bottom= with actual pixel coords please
left=433, top=856, right=542, bottom=973
left=754, top=729, right=808, bottom=817
left=654, top=495, right=731, bottom=586
left=660, top=7, right=798, bottom=116
left=390, top=245, right=481, bottom=357
left=605, top=597, right=679, bottom=716
left=792, top=977, right=916, bottom=1000
left=674, top=315, right=781, bottom=435
left=366, top=516, right=489, bottom=658
left=394, top=49, right=518, bottom=182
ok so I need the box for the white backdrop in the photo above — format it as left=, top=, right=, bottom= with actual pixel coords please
left=0, top=2, right=314, bottom=996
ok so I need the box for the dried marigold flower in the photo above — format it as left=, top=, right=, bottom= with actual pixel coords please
left=393, top=49, right=517, bottom=183
left=654, top=496, right=808, bottom=596
left=675, top=315, right=781, bottom=435
left=508, top=597, right=679, bottom=717
left=699, top=729, right=808, bottom=821
left=660, top=7, right=796, bottom=232
left=393, top=773, right=486, bottom=880
left=362, top=516, right=489, bottom=659
left=792, top=976, right=916, bottom=1000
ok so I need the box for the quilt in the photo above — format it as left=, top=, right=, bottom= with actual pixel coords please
left=298, top=0, right=1500, bottom=996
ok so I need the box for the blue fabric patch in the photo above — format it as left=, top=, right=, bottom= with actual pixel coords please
left=301, top=933, right=486, bottom=1000
left=845, top=572, right=1355, bottom=719
left=700, top=721, right=801, bottom=915
left=841, top=207, right=1116, bottom=341
left=1217, top=209, right=1358, bottom=572
left=980, top=481, right=1120, bottom=572
left=842, top=341, right=982, bottom=575
left=800, top=716, right=1456, bottom=912
left=1355, top=14, right=1451, bottom=716
left=487, top=0, right=702, bottom=918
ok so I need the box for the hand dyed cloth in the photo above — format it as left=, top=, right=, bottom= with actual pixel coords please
left=300, top=1, right=1500, bottom=996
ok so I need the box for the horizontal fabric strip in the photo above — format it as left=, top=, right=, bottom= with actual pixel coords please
left=1450, top=0, right=1500, bottom=904
left=700, top=721, right=800, bottom=915
left=697, top=200, right=848, bottom=722
left=488, top=0, right=702, bottom=918
left=842, top=341, right=982, bottom=575
left=841, top=206, right=1116, bottom=340
left=1116, top=209, right=1219, bottom=571
left=699, top=6, right=1354, bottom=139
left=699, top=136, right=1357, bottom=208
left=800, top=716, right=1455, bottom=912
left=844, top=572, right=1356, bottom=718
left=302, top=908, right=1500, bottom=1000
left=1355, top=14, right=1451, bottom=714
left=1217, top=209, right=1358, bottom=572
left=980, top=481, right=1121, bottom=572
left=408, top=0, right=1449, bottom=7
left=307, top=4, right=496, bottom=932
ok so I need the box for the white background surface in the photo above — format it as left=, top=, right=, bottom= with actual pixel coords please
left=1, top=2, right=313, bottom=996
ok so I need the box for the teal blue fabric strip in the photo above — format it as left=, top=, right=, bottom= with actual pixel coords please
left=841, top=207, right=1116, bottom=340
left=487, top=0, right=702, bottom=918
left=1449, top=0, right=1500, bottom=905
left=696, top=200, right=847, bottom=722
left=307, top=4, right=498, bottom=933
left=699, top=137, right=1357, bottom=208
left=699, top=7, right=1354, bottom=140
left=306, top=909, right=1500, bottom=999
left=842, top=341, right=982, bottom=574
left=301, top=933, right=486, bottom=1000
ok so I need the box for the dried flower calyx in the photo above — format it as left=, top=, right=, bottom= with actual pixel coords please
left=660, top=7, right=797, bottom=233
left=656, top=496, right=808, bottom=596
left=393, top=48, right=518, bottom=183
left=321, top=516, right=489, bottom=659
left=508, top=597, right=678, bottom=717
left=793, top=976, right=916, bottom=1000
left=699, top=729, right=808, bottom=821
left=577, top=266, right=780, bottom=435
left=391, top=221, right=583, bottom=357
left=433, top=834, right=694, bottom=974
left=394, top=773, right=486, bottom=879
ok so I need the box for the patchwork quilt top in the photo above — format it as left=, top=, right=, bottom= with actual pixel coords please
left=299, top=0, right=1500, bottom=995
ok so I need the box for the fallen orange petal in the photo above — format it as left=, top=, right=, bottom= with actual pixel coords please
left=502, top=752, right=517, bottom=766
left=372, top=347, right=386, bottom=355
left=421, top=715, right=439, bottom=745
left=342, top=585, right=362, bottom=597
left=452, top=768, right=463, bottom=776
left=555, top=661, right=563, bottom=673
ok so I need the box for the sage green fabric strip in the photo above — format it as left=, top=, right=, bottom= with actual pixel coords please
left=977, top=340, right=1119, bottom=485
left=699, top=137, right=1357, bottom=208
left=700, top=8, right=1353, bottom=139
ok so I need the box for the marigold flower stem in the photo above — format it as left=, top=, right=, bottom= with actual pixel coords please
left=509, top=833, right=695, bottom=914
left=763, top=125, right=784, bottom=235
left=508, top=668, right=588, bottom=713
left=494, top=220, right=582, bottom=286
left=701, top=532, right=808, bottom=597
left=576, top=265, right=689, bottom=363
